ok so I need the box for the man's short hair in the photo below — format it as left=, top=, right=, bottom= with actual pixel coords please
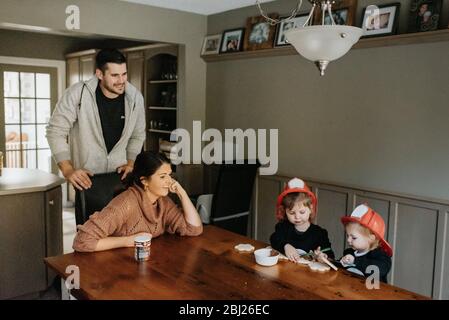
left=95, top=49, right=127, bottom=73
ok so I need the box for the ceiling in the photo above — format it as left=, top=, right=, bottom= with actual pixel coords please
left=119, top=0, right=275, bottom=15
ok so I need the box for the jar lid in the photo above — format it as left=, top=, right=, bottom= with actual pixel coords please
left=134, top=235, right=152, bottom=243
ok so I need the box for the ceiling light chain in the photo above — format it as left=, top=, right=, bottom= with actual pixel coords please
left=255, top=0, right=303, bottom=26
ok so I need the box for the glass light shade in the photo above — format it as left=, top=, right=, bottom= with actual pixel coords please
left=285, top=25, right=363, bottom=62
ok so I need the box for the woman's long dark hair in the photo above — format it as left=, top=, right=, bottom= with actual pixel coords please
left=116, top=151, right=170, bottom=195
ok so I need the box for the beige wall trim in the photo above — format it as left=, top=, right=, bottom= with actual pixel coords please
left=262, top=172, right=449, bottom=208
left=121, top=43, right=175, bottom=52
left=65, top=49, right=98, bottom=59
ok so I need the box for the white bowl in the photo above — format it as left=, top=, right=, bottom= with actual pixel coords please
left=254, top=248, right=279, bottom=266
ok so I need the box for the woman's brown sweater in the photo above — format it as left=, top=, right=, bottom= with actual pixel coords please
left=73, top=185, right=203, bottom=252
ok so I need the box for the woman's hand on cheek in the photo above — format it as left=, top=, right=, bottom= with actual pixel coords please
left=169, top=179, right=184, bottom=195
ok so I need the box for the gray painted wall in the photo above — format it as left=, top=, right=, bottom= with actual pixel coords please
left=206, top=0, right=449, bottom=201
left=0, top=0, right=207, bottom=130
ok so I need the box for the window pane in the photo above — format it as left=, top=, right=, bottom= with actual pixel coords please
left=5, top=150, right=22, bottom=168
left=23, top=149, right=37, bottom=169
left=5, top=125, right=21, bottom=150
left=36, top=124, right=49, bottom=148
left=4, top=72, right=19, bottom=97
left=38, top=149, right=52, bottom=173
left=21, top=124, right=36, bottom=149
left=36, top=99, right=51, bottom=123
left=21, top=99, right=36, bottom=123
left=36, top=73, right=50, bottom=98
left=4, top=98, right=20, bottom=123
left=20, top=72, right=35, bottom=98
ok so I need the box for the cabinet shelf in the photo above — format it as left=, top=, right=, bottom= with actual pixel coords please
left=149, top=106, right=177, bottom=111
left=201, top=29, right=449, bottom=62
left=149, top=80, right=178, bottom=84
left=149, top=129, right=173, bottom=134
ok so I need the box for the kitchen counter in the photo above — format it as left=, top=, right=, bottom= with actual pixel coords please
left=0, top=168, right=64, bottom=299
left=0, top=168, right=65, bottom=196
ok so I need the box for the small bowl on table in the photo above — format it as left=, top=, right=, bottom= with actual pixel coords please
left=254, top=248, right=279, bottom=266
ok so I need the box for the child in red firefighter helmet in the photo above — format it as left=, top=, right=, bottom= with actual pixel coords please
left=340, top=204, right=393, bottom=283
left=270, top=177, right=334, bottom=263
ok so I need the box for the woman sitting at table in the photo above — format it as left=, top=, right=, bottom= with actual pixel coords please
left=73, top=151, right=203, bottom=252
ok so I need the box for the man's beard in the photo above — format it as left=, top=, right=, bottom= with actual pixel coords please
left=103, top=82, right=125, bottom=95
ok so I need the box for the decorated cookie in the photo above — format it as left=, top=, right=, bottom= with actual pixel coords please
left=234, top=243, right=255, bottom=253
left=308, top=262, right=331, bottom=272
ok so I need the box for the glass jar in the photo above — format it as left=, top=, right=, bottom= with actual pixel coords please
left=134, top=234, right=152, bottom=262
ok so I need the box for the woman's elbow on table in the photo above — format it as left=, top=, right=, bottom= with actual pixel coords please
left=72, top=233, right=99, bottom=253
left=184, top=222, right=203, bottom=236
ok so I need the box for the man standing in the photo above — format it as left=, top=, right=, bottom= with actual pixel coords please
left=46, top=48, right=146, bottom=224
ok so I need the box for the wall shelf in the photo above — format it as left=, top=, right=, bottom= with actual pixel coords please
left=149, top=129, right=172, bottom=134
left=201, top=29, right=449, bottom=62
left=149, top=80, right=178, bottom=84
left=149, top=106, right=177, bottom=111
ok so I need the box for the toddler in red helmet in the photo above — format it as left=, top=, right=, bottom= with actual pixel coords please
left=270, top=178, right=334, bottom=263
left=339, top=204, right=393, bottom=283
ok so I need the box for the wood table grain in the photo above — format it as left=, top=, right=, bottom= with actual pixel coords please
left=45, top=225, right=429, bottom=300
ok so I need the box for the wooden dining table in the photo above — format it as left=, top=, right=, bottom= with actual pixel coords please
left=44, top=225, right=429, bottom=300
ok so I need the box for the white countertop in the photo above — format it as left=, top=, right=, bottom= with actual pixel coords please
left=0, top=168, right=65, bottom=196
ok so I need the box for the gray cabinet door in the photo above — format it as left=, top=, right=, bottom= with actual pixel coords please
left=80, top=54, right=95, bottom=81
left=0, top=192, right=46, bottom=299
left=45, top=186, right=63, bottom=287
left=126, top=51, right=144, bottom=93
left=66, top=57, right=80, bottom=86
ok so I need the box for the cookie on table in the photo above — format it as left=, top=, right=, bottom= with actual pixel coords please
left=308, top=261, right=331, bottom=272
left=296, top=257, right=312, bottom=265
left=234, top=243, right=255, bottom=253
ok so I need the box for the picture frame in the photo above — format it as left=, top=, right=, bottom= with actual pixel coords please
left=313, top=0, right=358, bottom=26
left=219, top=28, right=245, bottom=54
left=407, top=0, right=442, bottom=33
left=274, top=14, right=310, bottom=47
left=201, top=34, right=222, bottom=55
left=361, top=3, right=401, bottom=38
left=243, top=14, right=279, bottom=51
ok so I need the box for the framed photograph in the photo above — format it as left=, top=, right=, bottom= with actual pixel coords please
left=361, top=3, right=401, bottom=38
left=201, top=34, right=222, bottom=55
left=243, top=14, right=279, bottom=51
left=219, top=28, right=245, bottom=54
left=274, top=14, right=310, bottom=47
left=314, top=0, right=358, bottom=26
left=407, top=0, right=442, bottom=33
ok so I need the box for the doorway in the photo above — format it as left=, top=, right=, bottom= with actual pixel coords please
left=0, top=64, right=58, bottom=174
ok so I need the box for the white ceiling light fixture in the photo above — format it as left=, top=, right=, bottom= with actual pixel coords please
left=256, top=0, right=363, bottom=76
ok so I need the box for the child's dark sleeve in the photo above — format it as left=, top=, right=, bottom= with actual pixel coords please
left=354, top=250, right=392, bottom=282
left=270, top=222, right=288, bottom=254
left=319, top=229, right=335, bottom=259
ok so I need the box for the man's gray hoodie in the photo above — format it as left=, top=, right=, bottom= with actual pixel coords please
left=46, top=77, right=146, bottom=174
